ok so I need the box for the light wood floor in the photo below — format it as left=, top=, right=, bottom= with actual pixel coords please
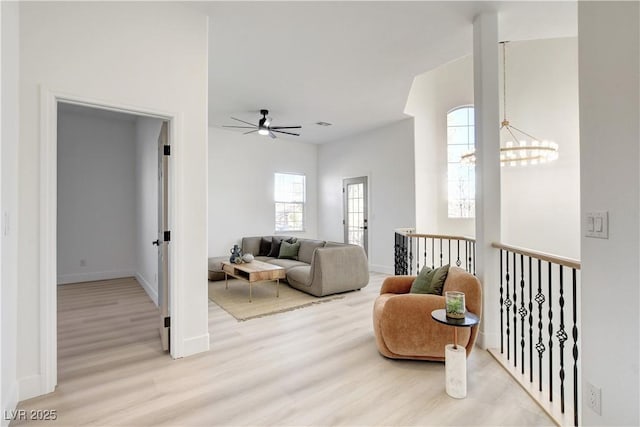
left=14, top=274, right=553, bottom=426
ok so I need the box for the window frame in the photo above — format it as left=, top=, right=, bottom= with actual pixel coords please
left=446, top=105, right=476, bottom=219
left=274, top=172, right=306, bottom=232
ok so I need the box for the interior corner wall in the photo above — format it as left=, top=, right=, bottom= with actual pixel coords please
left=208, top=127, right=319, bottom=257
left=57, top=110, right=137, bottom=284
left=407, top=38, right=580, bottom=259
left=135, top=117, right=162, bottom=305
left=405, top=55, right=475, bottom=237
left=1, top=0, right=20, bottom=422
left=578, top=2, right=639, bottom=425
left=18, top=2, right=209, bottom=400
left=317, top=119, right=416, bottom=274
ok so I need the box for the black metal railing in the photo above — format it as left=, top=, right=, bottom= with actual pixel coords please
left=394, top=228, right=475, bottom=275
left=493, top=242, right=580, bottom=427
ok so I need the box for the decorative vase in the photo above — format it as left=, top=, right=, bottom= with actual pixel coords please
left=445, top=291, right=466, bottom=319
left=242, top=253, right=254, bottom=263
left=230, top=244, right=242, bottom=264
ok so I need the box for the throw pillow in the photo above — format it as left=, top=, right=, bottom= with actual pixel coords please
left=259, top=237, right=272, bottom=256
left=267, top=237, right=284, bottom=257
left=278, top=240, right=301, bottom=260
left=410, top=266, right=435, bottom=294
left=429, top=264, right=450, bottom=295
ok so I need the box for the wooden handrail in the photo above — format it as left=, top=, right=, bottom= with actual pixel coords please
left=407, top=233, right=476, bottom=243
left=492, top=242, right=581, bottom=270
left=394, top=228, right=476, bottom=242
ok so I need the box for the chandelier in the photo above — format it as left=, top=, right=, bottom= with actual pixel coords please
left=462, top=42, right=559, bottom=167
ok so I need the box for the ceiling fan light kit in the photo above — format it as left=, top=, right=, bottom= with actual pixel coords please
left=223, top=109, right=302, bottom=139
left=461, top=41, right=559, bottom=167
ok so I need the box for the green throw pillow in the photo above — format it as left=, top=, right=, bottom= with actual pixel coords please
left=410, top=266, right=436, bottom=294
left=278, top=240, right=301, bottom=260
left=409, top=264, right=450, bottom=295
left=429, top=264, right=450, bottom=295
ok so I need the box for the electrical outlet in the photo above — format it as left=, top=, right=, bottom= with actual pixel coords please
left=80, top=259, right=86, bottom=267
left=586, top=381, right=601, bottom=415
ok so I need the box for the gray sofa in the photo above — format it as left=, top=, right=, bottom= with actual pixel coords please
left=208, top=236, right=369, bottom=297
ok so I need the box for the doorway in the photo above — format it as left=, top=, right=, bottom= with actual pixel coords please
left=343, top=176, right=368, bottom=255
left=52, top=100, right=173, bottom=390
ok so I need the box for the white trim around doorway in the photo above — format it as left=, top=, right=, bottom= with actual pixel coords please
left=39, top=86, right=184, bottom=396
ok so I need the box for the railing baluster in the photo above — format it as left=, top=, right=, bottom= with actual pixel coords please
left=409, top=236, right=413, bottom=275
left=423, top=237, right=427, bottom=272
left=557, top=265, right=567, bottom=414
left=416, top=238, right=420, bottom=272
left=431, top=238, right=435, bottom=269
left=505, top=251, right=511, bottom=360
left=513, top=251, right=517, bottom=368
left=548, top=261, right=553, bottom=403
left=456, top=240, right=461, bottom=267
left=448, top=239, right=451, bottom=267
left=520, top=254, right=526, bottom=374
left=500, top=250, right=504, bottom=354
left=439, top=239, right=443, bottom=267
left=572, top=268, right=579, bottom=427
left=528, top=256, right=533, bottom=383
left=535, top=259, right=545, bottom=392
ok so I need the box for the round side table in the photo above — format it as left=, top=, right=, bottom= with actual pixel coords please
left=431, top=309, right=480, bottom=399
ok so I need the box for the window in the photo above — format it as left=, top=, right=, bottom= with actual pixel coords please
left=274, top=173, right=306, bottom=231
left=447, top=106, right=475, bottom=218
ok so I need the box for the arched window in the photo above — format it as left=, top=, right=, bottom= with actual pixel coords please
left=447, top=106, right=475, bottom=218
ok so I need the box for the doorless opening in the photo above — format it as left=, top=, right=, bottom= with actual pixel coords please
left=41, top=92, right=178, bottom=394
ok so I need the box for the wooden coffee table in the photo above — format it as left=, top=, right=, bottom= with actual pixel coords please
left=221, top=260, right=286, bottom=302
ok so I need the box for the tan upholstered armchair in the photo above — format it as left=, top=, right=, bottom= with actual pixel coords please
left=372, top=266, right=482, bottom=361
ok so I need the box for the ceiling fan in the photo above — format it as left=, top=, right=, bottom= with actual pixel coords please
left=223, top=109, right=302, bottom=139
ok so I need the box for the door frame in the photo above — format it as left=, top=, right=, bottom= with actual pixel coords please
left=40, top=87, right=182, bottom=394
left=342, top=176, right=369, bottom=255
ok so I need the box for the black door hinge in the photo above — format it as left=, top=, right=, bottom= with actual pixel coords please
left=164, top=231, right=171, bottom=242
left=164, top=145, right=171, bottom=156
left=164, top=316, right=171, bottom=328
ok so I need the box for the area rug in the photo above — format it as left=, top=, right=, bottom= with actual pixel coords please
left=208, top=279, right=344, bottom=321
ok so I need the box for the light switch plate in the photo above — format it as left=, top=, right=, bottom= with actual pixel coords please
left=585, top=211, right=608, bottom=239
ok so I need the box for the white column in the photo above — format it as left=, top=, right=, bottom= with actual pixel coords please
left=473, top=12, right=501, bottom=349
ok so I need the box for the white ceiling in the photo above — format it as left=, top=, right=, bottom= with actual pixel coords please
left=190, top=1, right=577, bottom=144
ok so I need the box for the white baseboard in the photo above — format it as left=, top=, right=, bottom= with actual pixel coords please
left=135, top=273, right=158, bottom=306
left=17, top=375, right=43, bottom=402
left=1, top=380, right=18, bottom=427
left=369, top=264, right=394, bottom=275
left=57, top=270, right=136, bottom=285
left=181, top=333, right=210, bottom=358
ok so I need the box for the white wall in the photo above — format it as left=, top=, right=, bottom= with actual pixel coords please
left=1, top=1, right=20, bottom=422
left=578, top=2, right=639, bottom=425
left=208, top=127, right=318, bottom=256
left=318, top=119, right=416, bottom=274
left=405, top=55, right=475, bottom=237
left=57, top=108, right=137, bottom=284
left=135, top=117, right=163, bottom=305
left=406, top=38, right=580, bottom=259
left=500, top=38, right=580, bottom=259
left=18, top=2, right=208, bottom=400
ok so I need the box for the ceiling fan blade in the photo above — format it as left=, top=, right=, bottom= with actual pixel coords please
left=223, top=125, right=257, bottom=129
left=268, top=130, right=277, bottom=139
left=270, top=126, right=302, bottom=130
left=272, top=129, right=300, bottom=136
left=231, top=117, right=258, bottom=127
